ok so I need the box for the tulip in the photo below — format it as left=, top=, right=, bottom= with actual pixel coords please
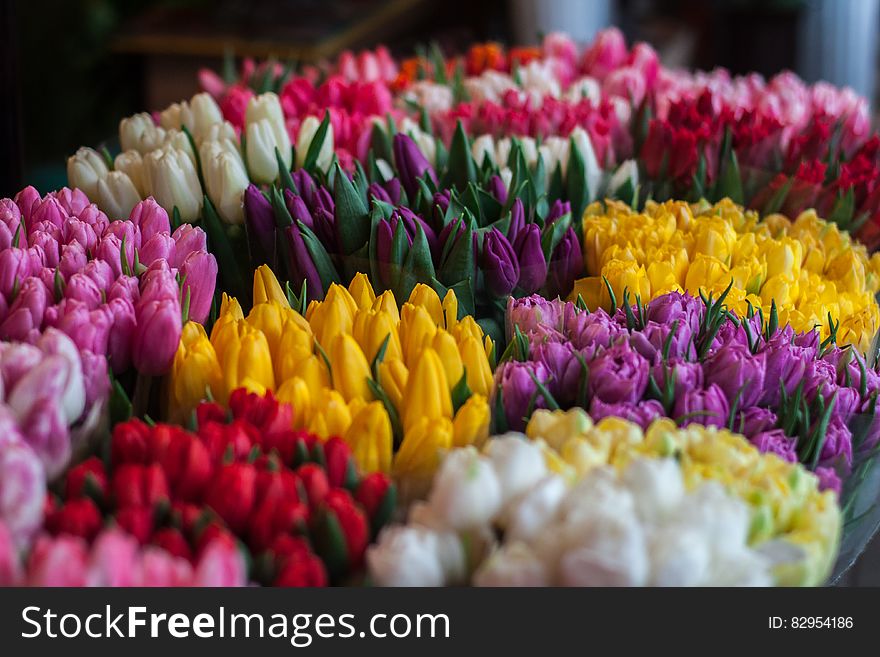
left=673, top=384, right=730, bottom=428
left=138, top=232, right=175, bottom=266
left=244, top=184, right=276, bottom=267
left=171, top=223, right=208, bottom=268
left=348, top=273, right=377, bottom=311
left=0, top=440, right=46, bottom=550
left=128, top=197, right=171, bottom=244
left=295, top=115, right=335, bottom=172
left=393, top=416, right=453, bottom=496
left=201, top=141, right=249, bottom=224
left=452, top=395, right=490, bottom=448
left=132, top=298, right=182, bottom=376
left=28, top=195, right=65, bottom=231
left=0, top=277, right=49, bottom=341
left=143, top=146, right=203, bottom=223
left=119, top=112, right=167, bottom=154
left=113, top=150, right=147, bottom=197
left=482, top=228, right=520, bottom=297
left=328, top=334, right=373, bottom=403
left=377, top=357, right=408, bottom=410
left=275, top=376, right=312, bottom=428
left=398, top=303, right=437, bottom=367
left=246, top=118, right=288, bottom=185
left=179, top=251, right=218, bottom=324
left=512, top=223, right=547, bottom=294
left=344, top=401, right=393, bottom=474
left=457, top=333, right=493, bottom=397
left=0, top=248, right=35, bottom=298
left=216, top=322, right=275, bottom=401
left=285, top=223, right=324, bottom=301
left=306, top=388, right=353, bottom=438
left=67, top=147, right=109, bottom=199
left=22, top=397, right=72, bottom=480
left=401, top=348, right=452, bottom=432
left=313, top=489, right=370, bottom=577
left=309, top=284, right=356, bottom=347
left=393, top=133, right=437, bottom=201
left=352, top=308, right=402, bottom=363
left=247, top=301, right=294, bottom=362
left=253, top=264, right=289, bottom=307
left=171, top=322, right=223, bottom=419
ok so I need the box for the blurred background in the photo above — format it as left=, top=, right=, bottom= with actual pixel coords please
left=2, top=0, right=880, bottom=582
left=4, top=0, right=880, bottom=196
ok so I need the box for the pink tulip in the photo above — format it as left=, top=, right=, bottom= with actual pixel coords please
left=14, top=186, right=41, bottom=223
left=139, top=261, right=179, bottom=304
left=35, top=328, right=87, bottom=423
left=106, top=297, right=136, bottom=371
left=138, top=548, right=195, bottom=586
left=0, top=197, right=22, bottom=230
left=180, top=251, right=218, bottom=324
left=170, top=223, right=207, bottom=268
left=63, top=218, right=99, bottom=253
left=45, top=299, right=111, bottom=357
left=105, top=219, right=142, bottom=250
left=581, top=27, right=628, bottom=80
left=0, top=439, right=46, bottom=550
left=108, top=274, right=140, bottom=305
left=0, top=277, right=49, bottom=341
left=65, top=272, right=103, bottom=309
left=76, top=204, right=110, bottom=237
left=199, top=66, right=228, bottom=100
left=132, top=298, right=181, bottom=376
left=129, top=198, right=170, bottom=244
left=82, top=258, right=115, bottom=291
left=0, top=521, right=22, bottom=586
left=95, top=234, right=133, bottom=279
left=30, top=195, right=67, bottom=231
left=20, top=397, right=71, bottom=479
left=53, top=187, right=90, bottom=217
left=0, top=342, right=42, bottom=392
left=80, top=349, right=110, bottom=408
left=192, top=539, right=247, bottom=586
left=0, top=248, right=36, bottom=299
left=0, top=221, right=12, bottom=252
left=138, top=232, right=176, bottom=266
left=26, top=533, right=88, bottom=586
left=58, top=241, right=89, bottom=280
left=85, top=528, right=140, bottom=587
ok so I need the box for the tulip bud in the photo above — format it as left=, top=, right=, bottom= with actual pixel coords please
left=180, top=251, right=218, bottom=324
left=171, top=223, right=208, bottom=267
left=344, top=402, right=392, bottom=474
left=328, top=334, right=373, bottom=403
left=171, top=321, right=223, bottom=420
left=309, top=285, right=356, bottom=348
left=482, top=228, right=520, bottom=296
left=393, top=416, right=453, bottom=499
left=96, top=171, right=141, bottom=219
left=245, top=92, right=292, bottom=183
left=352, top=308, right=402, bottom=363
left=407, top=284, right=444, bottom=326
left=393, top=133, right=437, bottom=201
left=458, top=333, right=493, bottom=397
left=189, top=92, right=224, bottom=140
left=354, top=472, right=396, bottom=535
left=132, top=298, right=182, bottom=376
left=253, top=264, right=289, bottom=307
left=313, top=489, right=370, bottom=578
left=205, top=462, right=257, bottom=534
left=143, top=147, right=203, bottom=223
left=402, top=348, right=452, bottom=432
left=514, top=223, right=547, bottom=294
left=67, top=147, right=109, bottom=199
left=0, top=248, right=36, bottom=299
left=114, top=150, right=147, bottom=196
left=0, top=278, right=49, bottom=341
left=399, top=303, right=438, bottom=367
left=201, top=141, right=249, bottom=224
left=244, top=184, right=276, bottom=268
left=307, top=388, right=353, bottom=438
left=295, top=115, right=334, bottom=172
left=431, top=329, right=464, bottom=390
left=348, top=272, right=377, bottom=310
left=452, top=394, right=490, bottom=447
left=119, top=112, right=167, bottom=153
left=30, top=195, right=66, bottom=230
left=377, top=358, right=408, bottom=410
left=128, top=197, right=171, bottom=243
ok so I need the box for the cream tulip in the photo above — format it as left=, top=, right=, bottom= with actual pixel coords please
left=143, top=146, right=203, bottom=222
left=114, top=150, right=147, bottom=197
left=66, top=147, right=109, bottom=199
left=295, top=115, right=335, bottom=172
left=96, top=171, right=141, bottom=219
left=119, top=112, right=167, bottom=154
left=201, top=141, right=249, bottom=224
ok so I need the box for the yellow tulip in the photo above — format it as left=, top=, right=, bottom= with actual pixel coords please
left=344, top=401, right=393, bottom=474
left=276, top=376, right=312, bottom=428
left=458, top=333, right=493, bottom=397
left=401, top=347, right=451, bottom=432
left=442, top=289, right=458, bottom=330
left=309, top=284, right=356, bottom=348
left=371, top=290, right=400, bottom=325
left=450, top=315, right=484, bottom=344
left=601, top=258, right=651, bottom=306
left=348, top=272, right=377, bottom=309
left=393, top=415, right=453, bottom=492
left=210, top=293, right=244, bottom=343
left=170, top=321, right=223, bottom=420
left=253, top=264, right=289, bottom=307
left=568, top=276, right=604, bottom=309
left=693, top=216, right=738, bottom=264
left=246, top=301, right=299, bottom=361
left=431, top=329, right=464, bottom=389
left=275, top=319, right=315, bottom=383
left=408, top=283, right=444, bottom=326
left=307, top=388, right=353, bottom=437
left=452, top=395, right=490, bottom=448
left=215, top=322, right=275, bottom=402
left=684, top=254, right=729, bottom=296
left=377, top=358, right=408, bottom=410
left=399, top=303, right=437, bottom=366
left=327, top=333, right=373, bottom=403
left=352, top=308, right=403, bottom=363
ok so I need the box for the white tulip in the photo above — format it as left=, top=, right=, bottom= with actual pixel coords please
left=565, top=76, right=602, bottom=104
left=403, top=81, right=454, bottom=113
left=32, top=328, right=85, bottom=425
left=607, top=159, right=639, bottom=196
left=569, top=127, right=603, bottom=201
left=201, top=141, right=249, bottom=224
left=374, top=158, right=394, bottom=182
left=505, top=475, right=566, bottom=542
left=96, top=171, right=141, bottom=219
left=119, top=112, right=167, bottom=154
left=518, top=136, right=539, bottom=169
left=143, top=146, right=203, bottom=222
left=473, top=543, right=549, bottom=587
left=163, top=129, right=196, bottom=164
left=246, top=119, right=284, bottom=184
left=483, top=434, right=547, bottom=506
left=427, top=447, right=502, bottom=530
left=539, top=135, right=570, bottom=178
left=472, top=134, right=496, bottom=168
left=294, top=115, right=334, bottom=172
left=159, top=100, right=188, bottom=131
left=499, top=166, right=513, bottom=191
left=495, top=138, right=512, bottom=168
left=66, top=147, right=109, bottom=200
left=114, top=150, right=147, bottom=197
left=200, top=120, right=238, bottom=145
left=367, top=526, right=464, bottom=587
left=189, top=92, right=223, bottom=140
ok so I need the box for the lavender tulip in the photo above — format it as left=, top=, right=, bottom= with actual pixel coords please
left=244, top=184, right=276, bottom=268
left=589, top=398, right=664, bottom=430
left=733, top=406, right=777, bottom=437
left=285, top=224, right=323, bottom=300
left=818, top=417, right=853, bottom=474
left=497, top=360, right=551, bottom=432
left=750, top=429, right=797, bottom=463
left=673, top=384, right=729, bottom=428
left=703, top=342, right=766, bottom=408
left=588, top=341, right=649, bottom=404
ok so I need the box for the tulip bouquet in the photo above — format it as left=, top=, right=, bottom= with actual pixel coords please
left=25, top=387, right=395, bottom=587
left=367, top=420, right=839, bottom=586
left=571, top=199, right=880, bottom=352
left=170, top=267, right=493, bottom=501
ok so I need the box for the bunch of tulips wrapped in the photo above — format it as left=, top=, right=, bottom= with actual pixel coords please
left=7, top=28, right=880, bottom=588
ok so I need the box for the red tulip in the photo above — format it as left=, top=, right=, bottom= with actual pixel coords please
left=64, top=456, right=108, bottom=501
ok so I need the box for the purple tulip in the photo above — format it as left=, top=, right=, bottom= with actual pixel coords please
left=673, top=383, right=729, bottom=428
left=547, top=227, right=583, bottom=299
left=105, top=297, right=136, bottom=372
left=506, top=295, right=566, bottom=338
left=589, top=398, right=664, bottom=430
left=802, top=358, right=837, bottom=400
left=630, top=320, right=696, bottom=363
left=0, top=248, right=35, bottom=299
left=513, top=223, right=547, bottom=295
left=566, top=307, right=625, bottom=352
left=14, top=186, right=41, bottom=224
left=53, top=187, right=90, bottom=217
left=488, top=175, right=508, bottom=205
left=393, top=133, right=437, bottom=201
left=76, top=204, right=110, bottom=237
left=831, top=386, right=860, bottom=424
left=651, top=358, right=704, bottom=399
left=244, top=184, right=276, bottom=268
left=285, top=224, right=323, bottom=300
left=313, top=187, right=335, bottom=217
left=6, top=347, right=82, bottom=425
left=0, top=223, right=13, bottom=253
left=285, top=189, right=314, bottom=229
left=732, top=406, right=777, bottom=437
left=588, top=341, right=649, bottom=404
left=64, top=273, right=103, bottom=310
left=132, top=298, right=181, bottom=376
left=814, top=466, right=841, bottom=494
left=703, top=342, right=766, bottom=408
left=496, top=360, right=551, bottom=431
left=760, top=335, right=811, bottom=406
left=507, top=198, right=525, bottom=244
left=292, top=169, right=318, bottom=208
left=433, top=190, right=451, bottom=220
left=818, top=417, right=853, bottom=474
left=838, top=352, right=880, bottom=398
left=482, top=228, right=520, bottom=297
left=645, top=291, right=703, bottom=335
left=546, top=200, right=572, bottom=225
left=29, top=196, right=66, bottom=231
left=368, top=182, right=392, bottom=204
left=180, top=251, right=218, bottom=325
left=62, top=219, right=99, bottom=254
left=376, top=216, right=411, bottom=289
left=128, top=198, right=170, bottom=243
left=749, top=429, right=797, bottom=463
left=532, top=340, right=582, bottom=405
left=171, top=224, right=208, bottom=268
left=138, top=232, right=176, bottom=266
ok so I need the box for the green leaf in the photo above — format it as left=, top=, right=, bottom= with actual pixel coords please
left=333, top=162, right=370, bottom=255
left=716, top=147, right=744, bottom=205
left=370, top=122, right=393, bottom=164
left=439, top=218, right=474, bottom=286
left=302, top=111, right=332, bottom=173
left=445, top=121, right=477, bottom=191
left=450, top=370, right=472, bottom=413
left=297, top=220, right=342, bottom=292
left=566, top=135, right=590, bottom=225
left=203, top=196, right=249, bottom=303
left=275, top=147, right=295, bottom=193
left=540, top=212, right=572, bottom=263
left=397, top=222, right=436, bottom=301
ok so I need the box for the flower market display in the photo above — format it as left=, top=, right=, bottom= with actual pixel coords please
left=4, top=27, right=880, bottom=588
